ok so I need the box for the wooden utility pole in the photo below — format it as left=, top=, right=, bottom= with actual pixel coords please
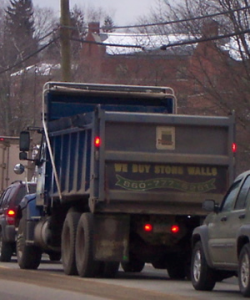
left=60, top=0, right=71, bottom=82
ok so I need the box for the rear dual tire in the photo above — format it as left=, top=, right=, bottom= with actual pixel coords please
left=76, top=213, right=119, bottom=278
left=62, top=212, right=119, bottom=278
left=75, top=213, right=101, bottom=277
left=61, top=210, right=81, bottom=275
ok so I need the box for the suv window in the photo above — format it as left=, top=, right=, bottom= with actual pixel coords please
left=0, top=183, right=37, bottom=208
left=1, top=188, right=13, bottom=208
left=0, top=190, right=8, bottom=206
left=14, top=186, right=27, bottom=206
left=234, top=175, right=250, bottom=210
left=221, top=180, right=241, bottom=212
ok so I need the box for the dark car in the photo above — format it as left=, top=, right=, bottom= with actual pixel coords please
left=0, top=180, right=36, bottom=262
left=191, top=170, right=250, bottom=297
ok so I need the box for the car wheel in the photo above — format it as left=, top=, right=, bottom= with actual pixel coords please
left=239, top=244, right=250, bottom=297
left=191, top=241, right=216, bottom=291
left=16, top=213, right=42, bottom=269
left=0, top=230, right=13, bottom=262
left=61, top=210, right=81, bottom=275
left=121, top=257, right=145, bottom=273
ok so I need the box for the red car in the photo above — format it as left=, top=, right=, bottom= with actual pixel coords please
left=0, top=181, right=36, bottom=261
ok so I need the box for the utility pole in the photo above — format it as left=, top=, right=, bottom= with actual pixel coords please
left=60, top=0, right=71, bottom=82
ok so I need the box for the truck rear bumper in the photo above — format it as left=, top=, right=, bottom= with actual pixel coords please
left=95, top=190, right=220, bottom=215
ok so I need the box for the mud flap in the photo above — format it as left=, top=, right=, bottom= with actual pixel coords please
left=93, top=214, right=129, bottom=262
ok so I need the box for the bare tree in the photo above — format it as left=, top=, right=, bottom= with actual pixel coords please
left=0, top=2, right=60, bottom=136
left=33, top=6, right=58, bottom=43
left=144, top=0, right=250, bottom=173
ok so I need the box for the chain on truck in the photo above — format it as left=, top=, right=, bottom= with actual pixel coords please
left=16, top=81, right=236, bottom=278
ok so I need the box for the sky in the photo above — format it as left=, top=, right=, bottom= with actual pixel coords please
left=32, top=0, right=156, bottom=26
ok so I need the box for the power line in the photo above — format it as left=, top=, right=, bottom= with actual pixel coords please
left=60, top=5, right=250, bottom=32
left=160, top=28, right=250, bottom=50
left=0, top=29, right=58, bottom=70
left=2, top=25, right=249, bottom=77
left=1, top=5, right=250, bottom=76
left=0, top=37, right=59, bottom=75
left=69, top=37, right=143, bottom=49
left=69, top=28, right=250, bottom=51
left=36, top=30, right=58, bottom=43
left=102, top=5, right=250, bottom=30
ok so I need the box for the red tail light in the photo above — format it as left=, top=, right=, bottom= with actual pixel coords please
left=94, top=137, right=101, bottom=147
left=6, top=209, right=16, bottom=225
left=232, top=143, right=237, bottom=153
left=171, top=225, right=180, bottom=234
left=144, top=224, right=153, bottom=232
left=7, top=209, right=15, bottom=216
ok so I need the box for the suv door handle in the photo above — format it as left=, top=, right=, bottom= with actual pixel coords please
left=221, top=216, right=227, bottom=221
left=239, top=214, right=246, bottom=219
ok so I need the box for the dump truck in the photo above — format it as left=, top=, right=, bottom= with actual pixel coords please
left=16, top=81, right=236, bottom=279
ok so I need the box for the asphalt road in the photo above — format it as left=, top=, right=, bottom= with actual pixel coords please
left=0, top=257, right=241, bottom=300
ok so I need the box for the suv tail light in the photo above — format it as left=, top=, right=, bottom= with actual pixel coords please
left=94, top=136, right=101, bottom=147
left=6, top=209, right=16, bottom=225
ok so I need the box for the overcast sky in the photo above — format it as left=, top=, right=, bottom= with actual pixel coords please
left=32, top=0, right=155, bottom=25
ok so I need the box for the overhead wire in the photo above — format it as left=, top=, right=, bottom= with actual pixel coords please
left=102, top=5, right=250, bottom=30
left=61, top=5, right=250, bottom=32
left=68, top=5, right=250, bottom=51
left=69, top=28, right=250, bottom=51
left=159, top=28, right=250, bottom=49
left=69, top=37, right=143, bottom=49
left=0, top=36, right=59, bottom=75
left=1, top=5, right=250, bottom=75
left=36, top=29, right=57, bottom=43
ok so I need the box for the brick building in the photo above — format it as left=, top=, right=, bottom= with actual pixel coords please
left=78, top=21, right=249, bottom=174
left=78, top=21, right=234, bottom=113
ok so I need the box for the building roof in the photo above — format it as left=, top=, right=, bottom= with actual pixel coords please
left=222, top=37, right=250, bottom=61
left=92, top=23, right=248, bottom=61
left=100, top=32, right=197, bottom=56
left=11, top=63, right=60, bottom=77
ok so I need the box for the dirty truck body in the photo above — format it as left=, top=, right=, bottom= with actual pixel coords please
left=0, top=136, right=32, bottom=194
left=18, top=82, right=235, bottom=278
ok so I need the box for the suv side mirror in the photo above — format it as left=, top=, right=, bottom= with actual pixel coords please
left=20, top=131, right=30, bottom=151
left=202, top=199, right=219, bottom=213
